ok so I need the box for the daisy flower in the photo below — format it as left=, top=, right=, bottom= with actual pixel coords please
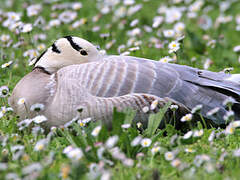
left=105, top=135, right=119, bottom=149
left=30, top=103, right=44, bottom=112
left=150, top=100, right=159, bottom=110
left=21, top=23, right=33, bottom=33
left=34, top=139, right=48, bottom=151
left=17, top=98, right=26, bottom=105
left=160, top=56, right=173, bottom=63
left=142, top=106, right=149, bottom=113
left=151, top=146, right=161, bottom=155
left=0, top=86, right=9, bottom=98
left=171, top=159, right=181, bottom=167
left=0, top=34, right=11, bottom=42
left=140, top=138, right=152, bottom=147
left=225, top=124, right=235, bottom=135
left=168, top=41, right=180, bottom=53
left=191, top=104, right=203, bottom=114
left=32, top=115, right=47, bottom=124
left=121, top=123, right=131, bottom=129
left=65, top=148, right=83, bottom=161
left=152, top=16, right=164, bottom=28
left=193, top=129, right=204, bottom=137
left=185, top=148, right=195, bottom=153
left=180, top=113, right=193, bottom=122
left=170, top=104, right=178, bottom=111
left=174, top=22, right=185, bottom=33
left=131, top=136, right=142, bottom=146
left=163, top=29, right=175, bottom=38
left=164, top=151, right=175, bottom=161
left=1, top=61, right=13, bottom=68
left=183, top=131, right=193, bottom=139
left=91, top=126, right=102, bottom=136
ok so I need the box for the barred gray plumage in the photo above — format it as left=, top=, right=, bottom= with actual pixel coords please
left=9, top=68, right=188, bottom=128
left=59, top=55, right=240, bottom=125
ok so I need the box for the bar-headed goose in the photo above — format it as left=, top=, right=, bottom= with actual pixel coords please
left=9, top=36, right=240, bottom=128
left=9, top=36, right=188, bottom=128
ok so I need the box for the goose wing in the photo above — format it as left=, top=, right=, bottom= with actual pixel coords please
left=59, top=56, right=240, bottom=125
left=46, top=67, right=189, bottom=128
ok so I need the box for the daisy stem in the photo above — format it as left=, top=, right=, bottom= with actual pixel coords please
left=23, top=102, right=29, bottom=119
left=200, top=114, right=207, bottom=129
left=150, top=155, right=154, bottom=167
left=173, top=111, right=176, bottom=128
left=7, top=70, right=12, bottom=87
left=228, top=105, right=232, bottom=111
left=188, top=121, right=193, bottom=130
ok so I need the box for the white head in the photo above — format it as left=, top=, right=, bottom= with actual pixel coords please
left=34, top=36, right=103, bottom=73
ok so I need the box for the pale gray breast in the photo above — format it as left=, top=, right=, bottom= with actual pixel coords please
left=9, top=68, right=52, bottom=119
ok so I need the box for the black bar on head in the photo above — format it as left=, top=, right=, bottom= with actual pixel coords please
left=64, top=36, right=82, bottom=52
left=52, top=43, right=61, bottom=53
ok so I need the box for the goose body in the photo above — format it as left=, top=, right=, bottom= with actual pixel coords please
left=9, top=67, right=187, bottom=128
left=9, top=36, right=240, bottom=127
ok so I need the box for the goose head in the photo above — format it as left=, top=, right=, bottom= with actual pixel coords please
left=34, top=36, right=102, bottom=74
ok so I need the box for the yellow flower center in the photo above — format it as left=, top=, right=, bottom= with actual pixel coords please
left=20, top=99, right=25, bottom=103
left=37, top=144, right=44, bottom=150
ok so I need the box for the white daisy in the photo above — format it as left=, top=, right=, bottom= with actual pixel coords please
left=183, top=131, right=193, bottom=139
left=32, top=115, right=47, bottom=124
left=160, top=56, right=173, bottom=63
left=174, top=22, right=185, bottom=33
left=65, top=147, right=83, bottom=161
left=191, top=104, right=203, bottom=114
left=0, top=34, right=11, bottom=42
left=0, top=86, right=9, bottom=98
left=168, top=41, right=180, bottom=53
left=105, top=135, right=119, bottom=149
left=140, top=138, right=152, bottom=147
left=91, top=126, right=102, bottom=137
left=170, top=104, right=178, bottom=111
left=30, top=103, right=45, bottom=112
left=171, top=159, right=181, bottom=167
left=180, top=113, right=193, bottom=122
left=193, top=129, right=204, bottom=137
left=150, top=100, right=159, bottom=110
left=17, top=98, right=26, bottom=105
left=21, top=23, right=33, bottom=33
left=121, top=123, right=131, bottom=129
left=142, top=106, right=149, bottom=113
left=163, top=29, right=175, bottom=38
left=34, top=139, right=48, bottom=151
left=164, top=151, right=175, bottom=161
left=131, top=136, right=142, bottom=146
left=151, top=146, right=161, bottom=155
left=1, top=61, right=13, bottom=68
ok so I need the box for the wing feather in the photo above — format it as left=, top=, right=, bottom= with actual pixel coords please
left=57, top=55, right=240, bottom=125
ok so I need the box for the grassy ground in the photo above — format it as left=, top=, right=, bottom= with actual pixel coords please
left=1, top=0, right=240, bottom=179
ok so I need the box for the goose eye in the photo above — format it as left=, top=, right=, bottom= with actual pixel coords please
left=80, top=49, right=88, bottom=56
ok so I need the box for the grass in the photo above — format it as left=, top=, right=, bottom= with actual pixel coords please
left=1, top=0, right=240, bottom=179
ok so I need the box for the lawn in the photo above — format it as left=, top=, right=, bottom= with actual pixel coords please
left=1, top=0, right=240, bottom=179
